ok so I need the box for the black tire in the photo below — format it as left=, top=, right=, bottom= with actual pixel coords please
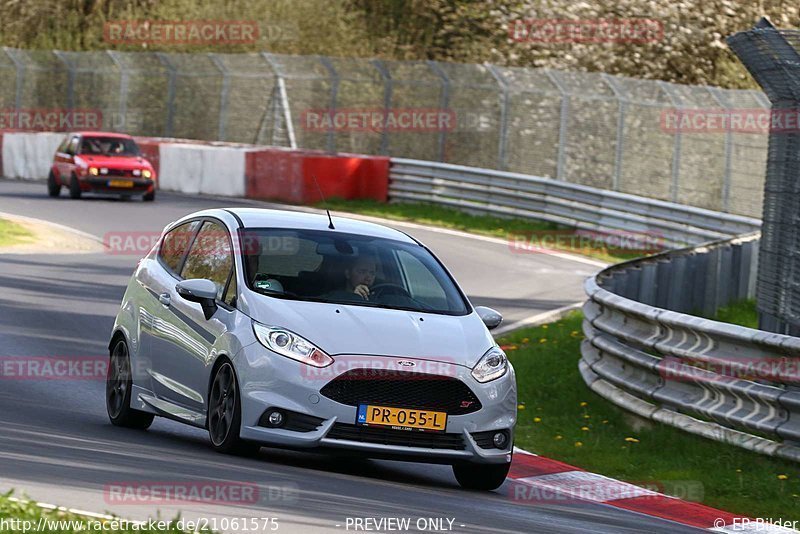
left=47, top=172, right=61, bottom=197
left=69, top=174, right=82, bottom=199
left=452, top=460, right=511, bottom=491
left=106, top=338, right=154, bottom=429
left=142, top=190, right=155, bottom=202
left=208, top=361, right=260, bottom=456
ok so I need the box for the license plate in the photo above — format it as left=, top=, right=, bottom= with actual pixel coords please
left=109, top=179, right=133, bottom=188
left=356, top=404, right=447, bottom=432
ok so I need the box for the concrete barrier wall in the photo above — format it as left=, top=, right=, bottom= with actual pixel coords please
left=2, top=132, right=65, bottom=180
left=159, top=143, right=246, bottom=197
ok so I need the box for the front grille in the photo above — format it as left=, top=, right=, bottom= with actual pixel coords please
left=319, top=369, right=482, bottom=415
left=327, top=423, right=465, bottom=450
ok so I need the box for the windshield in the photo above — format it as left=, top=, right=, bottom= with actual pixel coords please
left=240, top=228, right=469, bottom=315
left=79, top=136, right=140, bottom=157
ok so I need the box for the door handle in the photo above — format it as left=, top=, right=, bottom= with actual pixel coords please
left=159, top=293, right=171, bottom=306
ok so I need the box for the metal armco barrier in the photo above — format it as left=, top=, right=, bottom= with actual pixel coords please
left=389, top=158, right=760, bottom=248
left=582, top=232, right=800, bottom=462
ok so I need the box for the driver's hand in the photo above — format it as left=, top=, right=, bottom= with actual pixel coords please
left=353, top=284, right=370, bottom=300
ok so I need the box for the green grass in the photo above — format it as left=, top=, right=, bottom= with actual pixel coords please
left=713, top=299, right=758, bottom=329
left=0, top=492, right=210, bottom=533
left=0, top=218, right=35, bottom=247
left=320, top=198, right=650, bottom=263
left=503, top=312, right=800, bottom=520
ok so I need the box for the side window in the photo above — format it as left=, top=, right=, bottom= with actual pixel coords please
left=67, top=136, right=79, bottom=155
left=180, top=221, right=233, bottom=300
left=223, top=272, right=237, bottom=306
left=57, top=136, right=69, bottom=154
left=159, top=221, right=200, bottom=274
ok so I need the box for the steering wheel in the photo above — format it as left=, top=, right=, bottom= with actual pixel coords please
left=369, top=283, right=411, bottom=299
left=369, top=283, right=433, bottom=310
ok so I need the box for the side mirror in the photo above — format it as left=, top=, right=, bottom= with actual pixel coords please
left=475, top=306, right=503, bottom=330
left=176, top=279, right=218, bottom=320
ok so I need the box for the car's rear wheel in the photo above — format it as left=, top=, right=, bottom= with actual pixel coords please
left=69, top=174, right=82, bottom=199
left=47, top=172, right=61, bottom=197
left=208, top=361, right=260, bottom=456
left=106, top=339, right=154, bottom=429
left=452, top=460, right=511, bottom=491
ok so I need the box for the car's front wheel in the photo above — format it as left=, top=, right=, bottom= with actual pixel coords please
left=142, top=190, right=155, bottom=202
left=47, top=172, right=61, bottom=197
left=106, top=338, right=154, bottom=429
left=208, top=360, right=260, bottom=456
left=69, top=174, right=82, bottom=199
left=452, top=460, right=511, bottom=491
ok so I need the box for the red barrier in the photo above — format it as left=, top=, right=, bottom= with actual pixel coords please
left=245, top=149, right=389, bottom=204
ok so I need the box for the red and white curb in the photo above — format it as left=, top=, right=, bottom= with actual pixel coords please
left=509, top=448, right=798, bottom=532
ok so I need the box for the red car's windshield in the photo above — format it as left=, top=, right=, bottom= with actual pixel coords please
left=79, top=137, right=140, bottom=157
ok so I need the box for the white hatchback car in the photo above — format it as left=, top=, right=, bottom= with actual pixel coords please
left=107, top=208, right=517, bottom=490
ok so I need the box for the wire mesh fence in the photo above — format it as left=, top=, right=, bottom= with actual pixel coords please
left=0, top=47, right=770, bottom=218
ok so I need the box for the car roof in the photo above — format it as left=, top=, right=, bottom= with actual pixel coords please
left=220, top=207, right=418, bottom=244
left=69, top=131, right=134, bottom=139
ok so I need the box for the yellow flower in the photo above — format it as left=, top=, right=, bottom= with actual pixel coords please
left=542, top=325, right=548, bottom=329
left=574, top=441, right=583, bottom=447
left=570, top=330, right=580, bottom=337
left=533, top=417, right=542, bottom=423
left=517, top=404, right=525, bottom=410
left=539, top=338, right=547, bottom=343
left=624, top=437, right=639, bottom=443
left=778, top=474, right=789, bottom=480
left=602, top=420, right=608, bottom=424
left=579, top=402, right=588, bottom=407
left=581, top=426, right=590, bottom=431
left=736, top=469, right=742, bottom=473
left=583, top=414, right=590, bottom=419
left=554, top=435, right=562, bottom=440
left=522, top=338, right=530, bottom=343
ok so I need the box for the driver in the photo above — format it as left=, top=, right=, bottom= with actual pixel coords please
left=344, top=254, right=377, bottom=300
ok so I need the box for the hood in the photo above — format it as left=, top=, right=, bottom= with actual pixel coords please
left=79, top=155, right=151, bottom=168
left=243, top=294, right=495, bottom=368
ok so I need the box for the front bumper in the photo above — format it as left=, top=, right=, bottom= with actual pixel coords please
left=235, top=346, right=517, bottom=465
left=82, top=176, right=154, bottom=194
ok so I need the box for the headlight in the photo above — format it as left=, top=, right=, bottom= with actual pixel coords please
left=471, top=346, right=508, bottom=383
left=89, top=167, right=99, bottom=175
left=132, top=169, right=141, bottom=177
left=142, top=169, right=152, bottom=178
left=252, top=322, right=333, bottom=368
left=100, top=167, right=108, bottom=175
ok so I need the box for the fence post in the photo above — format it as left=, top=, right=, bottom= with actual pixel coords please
left=319, top=56, right=339, bottom=154
left=155, top=52, right=177, bottom=138
left=208, top=53, right=230, bottom=142
left=261, top=53, right=296, bottom=149
left=370, top=59, right=393, bottom=156
left=53, top=50, right=75, bottom=111
left=707, top=87, right=733, bottom=212
left=658, top=81, right=683, bottom=203
left=545, top=70, right=569, bottom=181
left=4, top=48, right=25, bottom=113
left=602, top=73, right=627, bottom=191
left=426, top=60, right=451, bottom=163
left=106, top=50, right=129, bottom=132
left=486, top=64, right=510, bottom=171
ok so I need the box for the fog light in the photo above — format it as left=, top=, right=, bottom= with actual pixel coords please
left=493, top=431, right=508, bottom=449
left=267, top=410, right=284, bottom=427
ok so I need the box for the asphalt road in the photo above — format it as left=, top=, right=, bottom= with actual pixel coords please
left=0, top=179, right=700, bottom=533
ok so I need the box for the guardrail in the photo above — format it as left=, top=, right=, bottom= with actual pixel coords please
left=582, top=232, right=800, bottom=463
left=389, top=158, right=760, bottom=248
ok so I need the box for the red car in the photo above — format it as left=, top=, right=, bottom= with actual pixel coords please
left=49, top=132, right=156, bottom=201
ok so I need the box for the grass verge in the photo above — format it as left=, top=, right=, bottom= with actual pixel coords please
left=712, top=299, right=758, bottom=329
left=0, top=217, right=35, bottom=247
left=503, top=311, right=800, bottom=520
left=319, top=198, right=651, bottom=263
left=0, top=492, right=209, bottom=533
